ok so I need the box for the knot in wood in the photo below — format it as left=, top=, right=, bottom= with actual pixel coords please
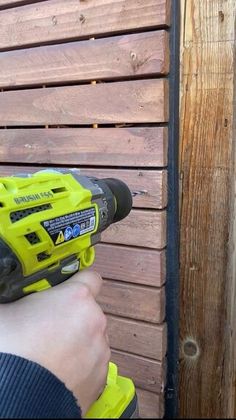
left=183, top=339, right=199, bottom=358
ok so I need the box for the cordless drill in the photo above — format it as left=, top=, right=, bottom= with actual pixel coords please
left=0, top=168, right=138, bottom=419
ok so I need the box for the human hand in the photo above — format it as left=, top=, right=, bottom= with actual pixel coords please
left=0, top=270, right=110, bottom=416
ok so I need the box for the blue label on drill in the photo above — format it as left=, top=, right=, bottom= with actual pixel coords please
left=41, top=207, right=96, bottom=245
left=73, top=224, right=80, bottom=238
left=64, top=227, right=73, bottom=241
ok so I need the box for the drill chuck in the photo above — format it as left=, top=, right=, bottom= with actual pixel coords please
left=102, top=178, right=133, bottom=223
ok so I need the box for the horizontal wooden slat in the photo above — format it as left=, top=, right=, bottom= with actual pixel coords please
left=0, top=127, right=167, bottom=167
left=83, top=169, right=167, bottom=210
left=0, top=0, right=170, bottom=50
left=0, top=0, right=44, bottom=7
left=111, top=349, right=166, bottom=393
left=98, top=279, right=165, bottom=323
left=0, top=80, right=168, bottom=125
left=0, top=31, right=169, bottom=88
left=107, top=315, right=167, bottom=360
left=94, top=244, right=166, bottom=286
left=136, top=389, right=164, bottom=419
left=0, top=166, right=167, bottom=210
left=0, top=0, right=22, bottom=4
left=0, top=165, right=35, bottom=176
left=102, top=209, right=166, bottom=249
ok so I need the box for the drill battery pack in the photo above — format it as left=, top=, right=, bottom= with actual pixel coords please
left=86, top=363, right=138, bottom=418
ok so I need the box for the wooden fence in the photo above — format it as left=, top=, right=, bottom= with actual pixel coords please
left=0, top=0, right=172, bottom=417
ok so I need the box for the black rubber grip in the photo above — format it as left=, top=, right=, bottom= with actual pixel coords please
left=102, top=178, right=133, bottom=223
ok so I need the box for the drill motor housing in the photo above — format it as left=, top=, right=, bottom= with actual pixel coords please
left=0, top=169, right=132, bottom=302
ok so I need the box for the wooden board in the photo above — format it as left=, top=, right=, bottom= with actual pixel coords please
left=227, top=154, right=236, bottom=418
left=136, top=388, right=164, bottom=419
left=0, top=31, right=169, bottom=88
left=0, top=1, right=170, bottom=415
left=98, top=279, right=165, bottom=323
left=0, top=127, right=168, bottom=167
left=0, top=80, right=168, bottom=125
left=83, top=169, right=167, bottom=210
left=0, top=0, right=170, bottom=50
left=0, top=0, right=43, bottom=7
left=102, top=209, right=166, bottom=249
left=0, top=165, right=167, bottom=210
left=179, top=0, right=235, bottom=418
left=94, top=243, right=166, bottom=287
left=107, top=315, right=167, bottom=360
left=111, top=349, right=166, bottom=393
left=183, top=0, right=235, bottom=44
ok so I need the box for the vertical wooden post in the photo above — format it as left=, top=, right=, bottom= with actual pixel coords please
left=224, top=38, right=236, bottom=417
left=179, top=0, right=235, bottom=417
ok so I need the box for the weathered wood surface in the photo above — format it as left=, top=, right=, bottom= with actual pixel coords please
left=0, top=0, right=170, bottom=416
left=0, top=80, right=168, bottom=125
left=0, top=165, right=167, bottom=210
left=0, top=31, right=169, bottom=87
left=0, top=0, right=44, bottom=7
left=0, top=127, right=168, bottom=167
left=103, top=209, right=166, bottom=249
left=107, top=315, right=167, bottom=360
left=179, top=0, right=235, bottom=418
left=0, top=0, right=170, bottom=50
left=84, top=169, right=167, bottom=210
left=98, top=279, right=165, bottom=323
left=95, top=243, right=166, bottom=287
left=137, top=388, right=164, bottom=419
left=227, top=117, right=236, bottom=418
left=111, top=349, right=166, bottom=393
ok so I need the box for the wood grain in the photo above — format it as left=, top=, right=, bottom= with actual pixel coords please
left=136, top=388, right=164, bottom=419
left=111, top=349, right=166, bottom=393
left=98, top=279, right=165, bottom=323
left=0, top=127, right=168, bottom=167
left=179, top=0, right=235, bottom=418
left=102, top=209, right=166, bottom=249
left=94, top=243, right=166, bottom=286
left=0, top=80, right=168, bottom=125
left=107, top=315, right=167, bottom=360
left=227, top=127, right=236, bottom=418
left=0, top=165, right=167, bottom=210
left=0, top=0, right=170, bottom=50
left=83, top=169, right=168, bottom=210
left=0, top=0, right=44, bottom=6
left=0, top=0, right=24, bottom=4
left=0, top=31, right=169, bottom=88
left=183, top=0, right=235, bottom=44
